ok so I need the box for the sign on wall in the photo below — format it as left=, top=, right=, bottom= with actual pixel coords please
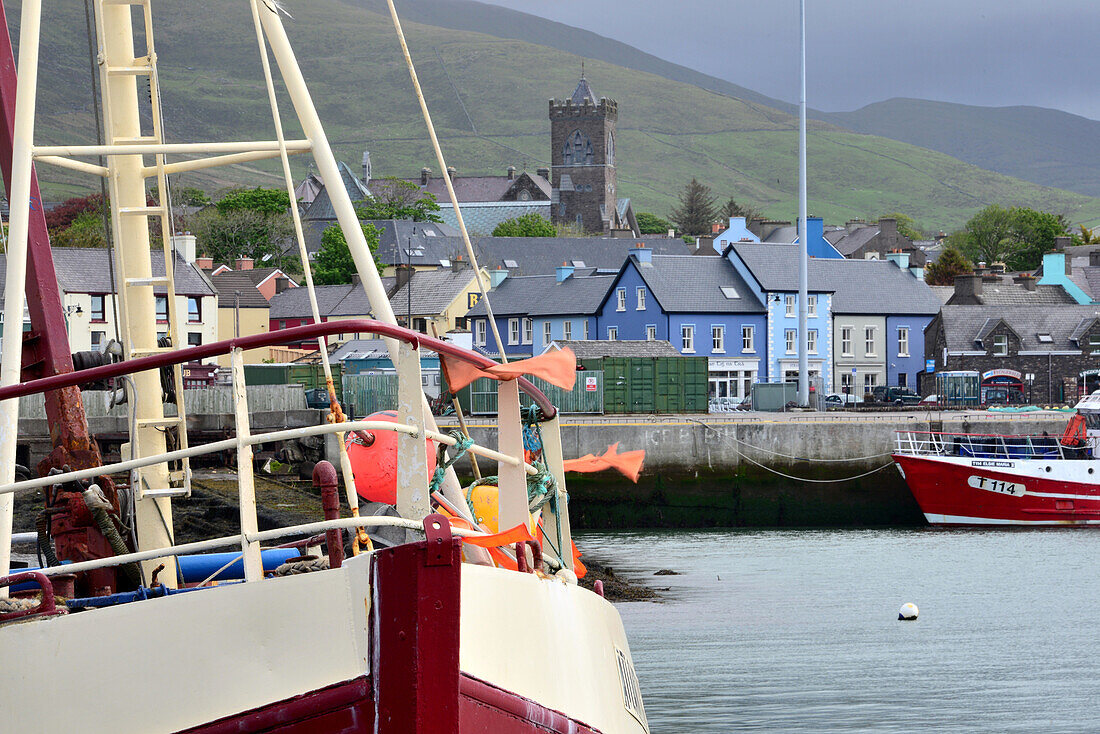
left=467, top=292, right=481, bottom=309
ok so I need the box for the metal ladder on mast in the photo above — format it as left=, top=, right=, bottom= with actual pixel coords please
left=94, top=0, right=190, bottom=499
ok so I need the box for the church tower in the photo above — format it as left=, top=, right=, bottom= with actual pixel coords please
left=549, top=76, right=618, bottom=234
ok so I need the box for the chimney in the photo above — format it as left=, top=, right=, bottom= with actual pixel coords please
left=451, top=253, right=466, bottom=272
left=195, top=255, right=214, bottom=270
left=420, top=167, right=431, bottom=186
left=275, top=276, right=290, bottom=294
left=235, top=255, right=254, bottom=271
left=631, top=242, right=653, bottom=266
left=1055, top=236, right=1070, bottom=251
left=361, top=150, right=372, bottom=183
left=711, top=221, right=723, bottom=235
left=908, top=266, right=925, bottom=280
left=1022, top=275, right=1037, bottom=291
left=845, top=219, right=865, bottom=234
left=171, top=233, right=196, bottom=264
left=395, top=263, right=413, bottom=291
left=536, top=167, right=550, bottom=180
left=506, top=166, right=517, bottom=180
left=446, top=165, right=456, bottom=181
left=879, top=217, right=898, bottom=239
left=490, top=268, right=508, bottom=288
left=953, top=273, right=983, bottom=302
left=556, top=261, right=574, bottom=282
left=351, top=273, right=361, bottom=285
left=885, top=250, right=910, bottom=270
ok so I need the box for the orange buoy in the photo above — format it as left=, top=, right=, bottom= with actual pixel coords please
left=345, top=410, right=436, bottom=505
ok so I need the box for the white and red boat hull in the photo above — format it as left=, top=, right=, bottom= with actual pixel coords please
left=894, top=453, right=1100, bottom=526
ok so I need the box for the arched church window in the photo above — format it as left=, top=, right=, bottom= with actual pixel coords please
left=606, top=131, right=615, bottom=165
left=562, top=129, right=593, bottom=166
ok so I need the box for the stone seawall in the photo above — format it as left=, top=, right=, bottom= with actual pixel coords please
left=448, top=412, right=1071, bottom=528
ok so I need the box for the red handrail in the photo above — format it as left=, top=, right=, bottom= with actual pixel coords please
left=0, top=319, right=557, bottom=418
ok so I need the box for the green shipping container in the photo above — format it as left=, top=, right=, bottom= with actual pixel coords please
left=244, top=363, right=344, bottom=404
left=601, top=356, right=708, bottom=414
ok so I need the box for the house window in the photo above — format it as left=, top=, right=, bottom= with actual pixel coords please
left=413, top=317, right=427, bottom=333
left=155, top=296, right=168, bottom=323
left=682, top=325, right=695, bottom=352
left=475, top=320, right=486, bottom=345
left=807, top=295, right=817, bottom=317
left=522, top=318, right=533, bottom=344
left=785, top=295, right=796, bottom=317
left=807, top=329, right=817, bottom=354
left=543, top=321, right=552, bottom=345
left=646, top=325, right=656, bottom=341
left=898, top=327, right=910, bottom=357
left=864, top=373, right=877, bottom=393
left=841, top=372, right=853, bottom=394
left=636, top=287, right=646, bottom=311
left=865, top=326, right=876, bottom=356
left=993, top=334, right=1008, bottom=356
left=91, top=330, right=105, bottom=351
left=187, top=332, right=202, bottom=347
left=90, top=295, right=106, bottom=322
left=187, top=297, right=201, bottom=323
left=898, top=373, right=908, bottom=388
left=608, top=326, right=618, bottom=341
left=616, top=288, right=626, bottom=312
left=1090, top=335, right=1100, bottom=355
left=508, top=318, right=519, bottom=345
left=785, top=329, right=796, bottom=354
left=712, top=326, right=725, bottom=353
left=841, top=327, right=853, bottom=356
left=563, top=321, right=572, bottom=341
left=742, top=326, right=754, bottom=352
left=582, top=320, right=589, bottom=339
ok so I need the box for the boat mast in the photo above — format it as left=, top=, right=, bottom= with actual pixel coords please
left=797, top=0, right=809, bottom=407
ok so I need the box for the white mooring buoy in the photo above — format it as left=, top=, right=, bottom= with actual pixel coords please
left=898, top=602, right=919, bottom=621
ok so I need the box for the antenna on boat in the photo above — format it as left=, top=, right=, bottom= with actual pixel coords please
left=797, top=0, right=810, bottom=407
left=383, top=0, right=509, bottom=364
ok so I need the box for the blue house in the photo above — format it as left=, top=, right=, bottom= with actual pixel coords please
left=750, top=216, right=843, bottom=259
left=596, top=245, right=767, bottom=399
left=466, top=266, right=614, bottom=358
left=723, top=242, right=835, bottom=389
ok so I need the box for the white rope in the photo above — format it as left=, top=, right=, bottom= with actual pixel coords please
left=731, top=436, right=894, bottom=463
left=734, top=448, right=897, bottom=483
left=384, top=0, right=508, bottom=362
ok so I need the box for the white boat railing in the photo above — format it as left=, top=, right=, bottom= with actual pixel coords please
left=894, top=430, right=1092, bottom=461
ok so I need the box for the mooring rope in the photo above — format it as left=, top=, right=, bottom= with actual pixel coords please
left=731, top=436, right=895, bottom=463
left=734, top=448, right=897, bottom=483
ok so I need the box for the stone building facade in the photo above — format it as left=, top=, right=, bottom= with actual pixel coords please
left=549, top=78, right=619, bottom=234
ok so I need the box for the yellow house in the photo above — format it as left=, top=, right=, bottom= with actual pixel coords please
left=208, top=270, right=272, bottom=365
left=388, top=265, right=489, bottom=335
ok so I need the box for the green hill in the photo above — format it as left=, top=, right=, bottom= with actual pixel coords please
left=10, top=0, right=1100, bottom=231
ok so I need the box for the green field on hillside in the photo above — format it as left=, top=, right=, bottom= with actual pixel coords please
left=9, top=0, right=1099, bottom=230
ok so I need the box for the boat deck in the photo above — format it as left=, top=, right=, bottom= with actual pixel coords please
left=894, top=430, right=1094, bottom=461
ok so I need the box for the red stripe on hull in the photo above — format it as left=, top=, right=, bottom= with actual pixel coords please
left=894, top=454, right=1100, bottom=525
left=176, top=674, right=602, bottom=734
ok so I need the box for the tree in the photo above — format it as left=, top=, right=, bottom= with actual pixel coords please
left=491, top=213, right=556, bottom=237
left=357, top=177, right=443, bottom=223
left=950, top=205, right=1070, bottom=271
left=719, top=197, right=762, bottom=223
left=216, top=187, right=290, bottom=216
left=45, top=194, right=105, bottom=234
left=187, top=206, right=294, bottom=266
left=52, top=209, right=108, bottom=248
left=636, top=212, right=672, bottom=235
left=149, top=185, right=211, bottom=207
left=878, top=212, right=924, bottom=241
left=314, top=223, right=383, bottom=285
left=924, top=247, right=973, bottom=285
left=1080, top=225, right=1100, bottom=245
left=669, top=179, right=717, bottom=237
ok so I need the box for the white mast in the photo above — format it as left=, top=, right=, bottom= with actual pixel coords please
left=797, top=0, right=810, bottom=407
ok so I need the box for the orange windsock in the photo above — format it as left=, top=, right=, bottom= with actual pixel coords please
left=563, top=442, right=645, bottom=483
left=441, top=347, right=577, bottom=392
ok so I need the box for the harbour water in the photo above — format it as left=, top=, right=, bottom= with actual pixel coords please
left=579, top=528, right=1100, bottom=732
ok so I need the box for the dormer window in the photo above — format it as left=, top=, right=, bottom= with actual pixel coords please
left=993, top=334, right=1008, bottom=356
left=1090, top=335, right=1100, bottom=355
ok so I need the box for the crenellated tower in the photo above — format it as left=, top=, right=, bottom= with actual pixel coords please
left=549, top=77, right=618, bottom=234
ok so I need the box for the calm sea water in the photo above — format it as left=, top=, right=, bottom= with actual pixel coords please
left=577, top=528, right=1100, bottom=733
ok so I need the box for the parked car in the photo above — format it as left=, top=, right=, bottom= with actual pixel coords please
left=871, top=386, right=922, bottom=405
left=825, top=393, right=859, bottom=407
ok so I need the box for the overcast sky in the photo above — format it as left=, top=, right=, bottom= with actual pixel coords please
left=477, top=0, right=1100, bottom=121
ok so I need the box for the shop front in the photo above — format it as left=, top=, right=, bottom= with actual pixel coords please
left=980, top=368, right=1025, bottom=405
left=708, top=358, right=759, bottom=401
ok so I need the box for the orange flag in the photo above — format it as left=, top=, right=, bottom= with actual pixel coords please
left=563, top=442, right=645, bottom=483
left=441, top=347, right=577, bottom=392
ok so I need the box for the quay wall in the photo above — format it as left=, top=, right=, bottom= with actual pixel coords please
left=448, top=412, right=1071, bottom=528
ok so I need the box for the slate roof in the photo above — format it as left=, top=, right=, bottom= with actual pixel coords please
left=1069, top=265, right=1100, bottom=301
left=1, top=249, right=215, bottom=303
left=209, top=271, right=270, bottom=308
left=832, top=226, right=879, bottom=256
left=391, top=172, right=552, bottom=205
left=930, top=285, right=955, bottom=305
left=939, top=305, right=1100, bottom=352
left=437, top=202, right=552, bottom=236
left=269, top=284, right=354, bottom=319
left=728, top=243, right=940, bottom=314
left=389, top=268, right=483, bottom=316
left=301, top=162, right=371, bottom=221
left=969, top=282, right=1076, bottom=306
left=466, top=273, right=615, bottom=318
left=762, top=225, right=799, bottom=243
left=631, top=255, right=762, bottom=313
left=551, top=339, right=682, bottom=359
left=570, top=78, right=598, bottom=106
left=297, top=217, right=459, bottom=260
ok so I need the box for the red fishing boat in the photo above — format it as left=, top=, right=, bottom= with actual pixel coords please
left=0, top=1, right=649, bottom=731
left=893, top=395, right=1100, bottom=526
